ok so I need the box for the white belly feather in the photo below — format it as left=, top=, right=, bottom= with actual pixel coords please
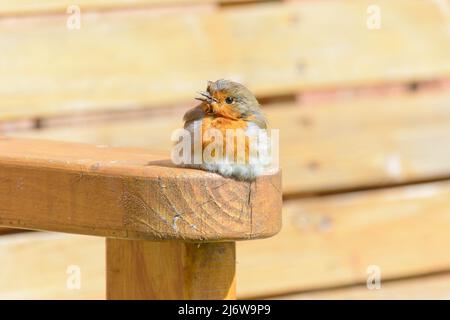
left=184, top=120, right=275, bottom=180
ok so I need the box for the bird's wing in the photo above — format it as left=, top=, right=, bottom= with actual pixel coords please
left=247, top=111, right=268, bottom=129
left=183, top=104, right=206, bottom=128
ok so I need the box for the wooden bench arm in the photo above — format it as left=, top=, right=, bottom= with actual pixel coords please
left=0, top=137, right=282, bottom=299
left=0, top=137, right=282, bottom=242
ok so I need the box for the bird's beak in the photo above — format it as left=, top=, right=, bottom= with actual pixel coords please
left=195, top=91, right=218, bottom=105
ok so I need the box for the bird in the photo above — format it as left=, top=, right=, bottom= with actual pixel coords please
left=179, top=79, right=275, bottom=181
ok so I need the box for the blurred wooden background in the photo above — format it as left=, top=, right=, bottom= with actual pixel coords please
left=1, top=0, right=450, bottom=299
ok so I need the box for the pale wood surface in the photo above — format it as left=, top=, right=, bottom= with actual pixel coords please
left=0, top=232, right=105, bottom=300
left=277, top=273, right=450, bottom=300
left=17, top=90, right=450, bottom=194
left=3, top=231, right=450, bottom=300
left=1, top=0, right=450, bottom=119
left=107, top=239, right=236, bottom=299
left=0, top=138, right=282, bottom=241
left=0, top=0, right=223, bottom=15
left=4, top=179, right=450, bottom=300
left=238, top=180, right=450, bottom=297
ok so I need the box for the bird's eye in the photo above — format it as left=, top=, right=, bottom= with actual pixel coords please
left=225, top=97, right=234, bottom=104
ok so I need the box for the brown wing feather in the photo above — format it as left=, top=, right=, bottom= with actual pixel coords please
left=183, top=104, right=206, bottom=129
left=246, top=111, right=268, bottom=129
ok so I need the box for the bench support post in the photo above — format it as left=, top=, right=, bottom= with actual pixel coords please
left=106, top=239, right=236, bottom=299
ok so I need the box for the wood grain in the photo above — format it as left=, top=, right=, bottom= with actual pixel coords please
left=3, top=178, right=450, bottom=300
left=277, top=272, right=450, bottom=300
left=238, top=180, right=450, bottom=298
left=0, top=0, right=220, bottom=15
left=0, top=138, right=282, bottom=241
left=107, top=239, right=236, bottom=299
left=3, top=231, right=450, bottom=300
left=1, top=0, right=450, bottom=119
left=17, top=90, right=450, bottom=194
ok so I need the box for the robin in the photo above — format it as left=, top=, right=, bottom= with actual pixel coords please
left=181, top=79, right=274, bottom=181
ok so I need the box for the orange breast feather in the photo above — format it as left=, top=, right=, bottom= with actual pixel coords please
left=201, top=116, right=250, bottom=164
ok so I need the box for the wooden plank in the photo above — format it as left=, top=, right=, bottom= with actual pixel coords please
left=0, top=1, right=220, bottom=15
left=238, top=181, right=450, bottom=298
left=2, top=233, right=450, bottom=300
left=277, top=273, right=450, bottom=300
left=0, top=138, right=282, bottom=241
left=1, top=0, right=450, bottom=120
left=0, top=232, right=105, bottom=300
left=4, top=181, right=450, bottom=298
left=15, top=90, right=450, bottom=194
left=107, top=239, right=236, bottom=299
left=0, top=232, right=235, bottom=300
left=4, top=181, right=450, bottom=299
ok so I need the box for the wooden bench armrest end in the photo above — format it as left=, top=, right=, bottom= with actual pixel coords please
left=0, top=138, right=282, bottom=242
